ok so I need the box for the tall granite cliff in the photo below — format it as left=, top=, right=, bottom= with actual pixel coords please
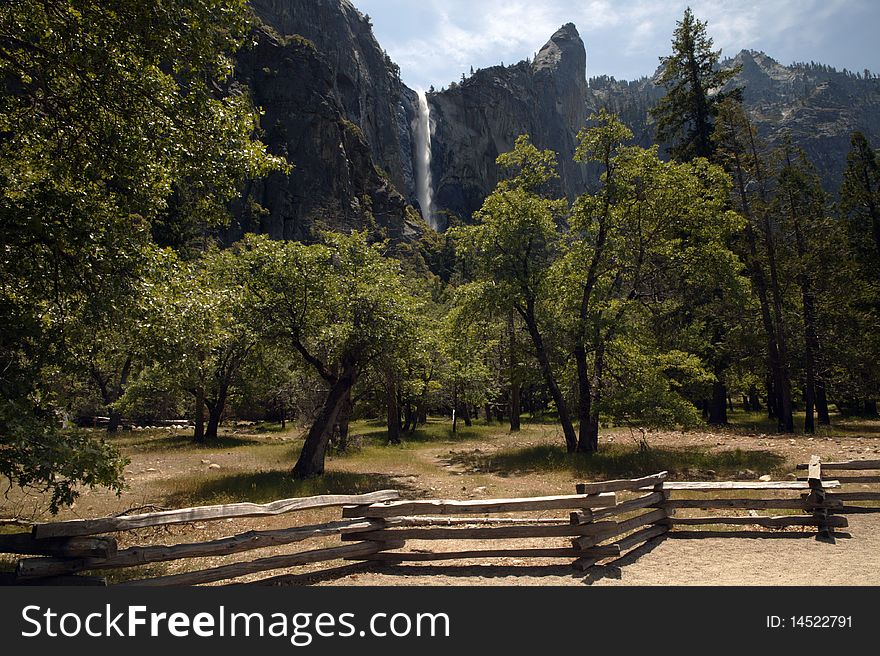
left=228, top=26, right=420, bottom=242
left=726, top=50, right=880, bottom=189
left=250, top=0, right=418, bottom=198
left=428, top=24, right=593, bottom=226
left=231, top=0, right=880, bottom=241
left=227, top=0, right=423, bottom=242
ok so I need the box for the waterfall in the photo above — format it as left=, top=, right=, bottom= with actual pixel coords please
left=413, top=90, right=436, bottom=229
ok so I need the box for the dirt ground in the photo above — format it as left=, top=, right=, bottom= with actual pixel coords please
left=305, top=514, right=880, bottom=587
left=2, top=413, right=879, bottom=586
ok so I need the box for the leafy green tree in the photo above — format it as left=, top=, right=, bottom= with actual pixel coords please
left=454, top=136, right=578, bottom=451
left=442, top=286, right=499, bottom=433
left=563, top=110, right=744, bottom=451
left=835, top=132, right=880, bottom=415
left=135, top=246, right=257, bottom=442
left=241, top=232, right=420, bottom=478
left=0, top=0, right=282, bottom=507
left=651, top=7, right=740, bottom=161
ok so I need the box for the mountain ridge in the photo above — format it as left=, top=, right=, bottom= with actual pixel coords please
left=235, top=0, right=880, bottom=238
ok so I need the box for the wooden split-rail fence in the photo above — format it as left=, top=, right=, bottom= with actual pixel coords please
left=1, top=457, right=877, bottom=586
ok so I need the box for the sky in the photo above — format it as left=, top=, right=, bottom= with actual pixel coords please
left=354, top=0, right=880, bottom=90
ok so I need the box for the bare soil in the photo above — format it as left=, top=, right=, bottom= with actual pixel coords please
left=2, top=414, right=879, bottom=586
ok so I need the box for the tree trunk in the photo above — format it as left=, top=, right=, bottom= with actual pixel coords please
left=386, top=372, right=401, bottom=445
left=748, top=385, right=761, bottom=412
left=816, top=382, right=831, bottom=425
left=575, top=343, right=591, bottom=448
left=708, top=378, right=728, bottom=425
left=728, top=125, right=793, bottom=433
left=766, top=374, right=777, bottom=420
left=803, top=385, right=815, bottom=434
left=508, top=309, right=521, bottom=432
left=463, top=404, right=472, bottom=427
left=193, top=385, right=205, bottom=444
left=509, top=382, right=521, bottom=432
left=334, top=387, right=353, bottom=452
left=205, top=384, right=229, bottom=441
left=786, top=160, right=822, bottom=435
left=293, top=373, right=355, bottom=478
left=403, top=403, right=415, bottom=433
left=520, top=303, right=577, bottom=452
left=580, top=341, right=605, bottom=453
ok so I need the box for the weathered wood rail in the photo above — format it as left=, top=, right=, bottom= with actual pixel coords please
left=3, top=492, right=402, bottom=586
left=2, top=456, right=875, bottom=586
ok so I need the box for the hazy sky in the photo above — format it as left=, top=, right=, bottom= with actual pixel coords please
left=354, top=0, right=879, bottom=90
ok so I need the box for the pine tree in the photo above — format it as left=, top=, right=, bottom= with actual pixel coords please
left=651, top=7, right=741, bottom=162
left=714, top=100, right=795, bottom=433
left=841, top=131, right=880, bottom=272
left=774, top=137, right=832, bottom=432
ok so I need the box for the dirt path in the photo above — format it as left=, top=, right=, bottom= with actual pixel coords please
left=313, top=514, right=880, bottom=586
left=4, top=419, right=879, bottom=586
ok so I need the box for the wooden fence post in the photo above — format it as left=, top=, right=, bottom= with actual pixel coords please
left=806, top=455, right=830, bottom=539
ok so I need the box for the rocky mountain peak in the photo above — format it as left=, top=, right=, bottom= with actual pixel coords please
left=533, top=22, right=586, bottom=80
left=731, top=49, right=794, bottom=82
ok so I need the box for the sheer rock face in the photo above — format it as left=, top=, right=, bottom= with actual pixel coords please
left=251, top=0, right=417, bottom=199
left=227, top=0, right=422, bottom=243
left=727, top=50, right=880, bottom=190
left=429, top=24, right=594, bottom=224
left=232, top=0, right=878, bottom=241
left=228, top=25, right=420, bottom=243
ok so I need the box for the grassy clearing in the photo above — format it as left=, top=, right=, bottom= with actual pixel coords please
left=161, top=470, right=418, bottom=507
left=443, top=443, right=786, bottom=480
left=727, top=410, right=880, bottom=438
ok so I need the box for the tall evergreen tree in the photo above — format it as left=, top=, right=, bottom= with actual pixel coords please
left=714, top=100, right=795, bottom=433
left=841, top=132, right=880, bottom=274
left=651, top=7, right=741, bottom=162
left=774, top=138, right=832, bottom=431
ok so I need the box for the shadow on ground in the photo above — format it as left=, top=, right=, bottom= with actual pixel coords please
left=114, top=433, right=267, bottom=452
left=163, top=469, right=421, bottom=507
left=442, top=444, right=786, bottom=479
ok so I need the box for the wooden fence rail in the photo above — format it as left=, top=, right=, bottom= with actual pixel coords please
left=3, top=455, right=876, bottom=586
left=32, top=490, right=400, bottom=539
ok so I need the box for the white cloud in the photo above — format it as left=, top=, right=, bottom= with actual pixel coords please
left=358, top=0, right=875, bottom=88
